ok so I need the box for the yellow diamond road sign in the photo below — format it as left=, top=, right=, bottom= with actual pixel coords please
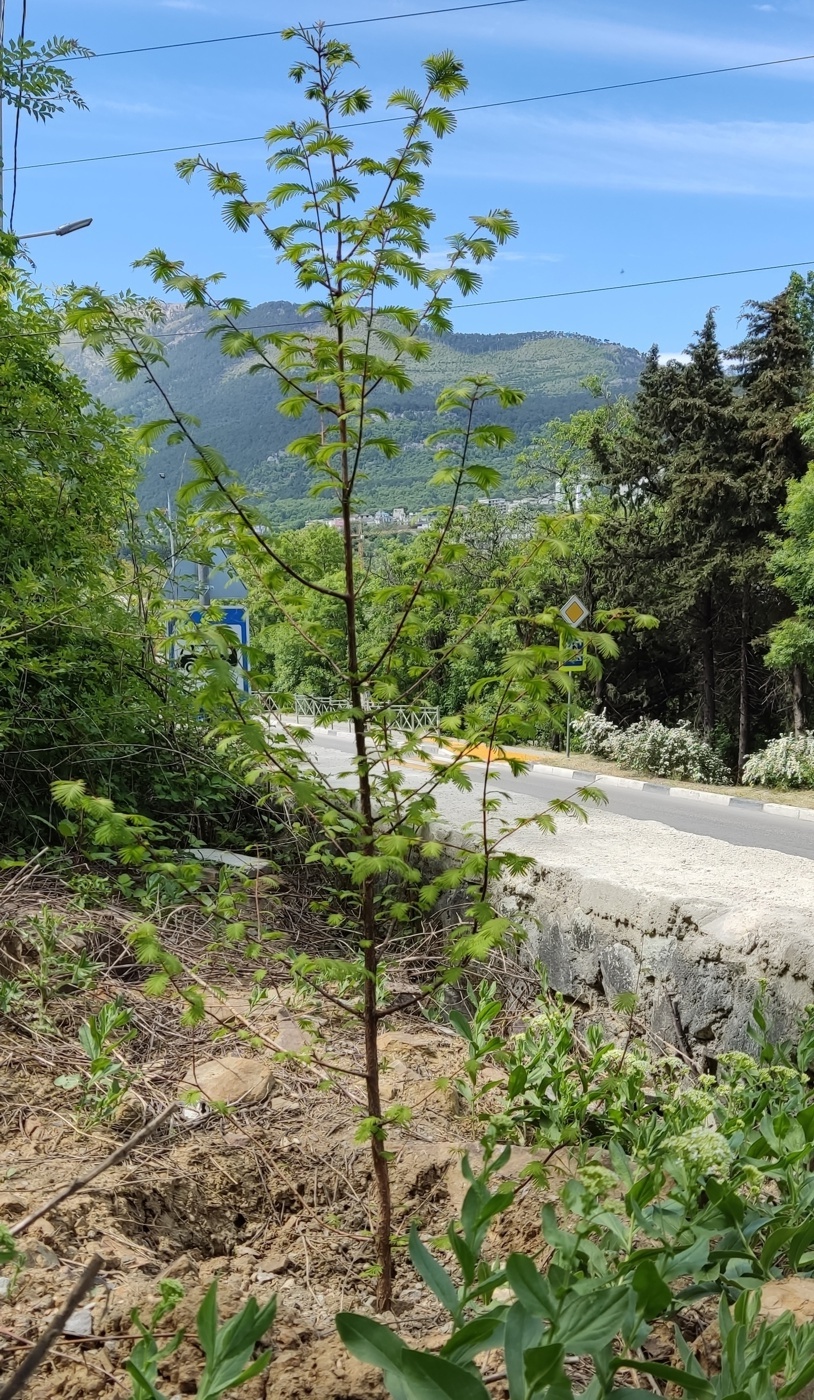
left=560, top=594, right=589, bottom=628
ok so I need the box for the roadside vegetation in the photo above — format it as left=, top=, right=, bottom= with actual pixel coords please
left=5, top=16, right=814, bottom=1400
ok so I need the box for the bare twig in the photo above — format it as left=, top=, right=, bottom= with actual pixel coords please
left=0, top=1253, right=103, bottom=1400
left=9, top=1104, right=178, bottom=1239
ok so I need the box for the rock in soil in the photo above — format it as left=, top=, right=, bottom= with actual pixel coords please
left=178, top=1055, right=275, bottom=1106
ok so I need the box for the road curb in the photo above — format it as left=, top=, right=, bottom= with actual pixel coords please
left=532, top=763, right=814, bottom=823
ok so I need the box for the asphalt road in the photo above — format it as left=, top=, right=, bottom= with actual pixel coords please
left=305, top=729, right=814, bottom=862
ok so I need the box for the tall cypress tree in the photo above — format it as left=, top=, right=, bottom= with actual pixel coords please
left=660, top=311, right=741, bottom=734
left=729, top=292, right=813, bottom=773
left=590, top=316, right=742, bottom=738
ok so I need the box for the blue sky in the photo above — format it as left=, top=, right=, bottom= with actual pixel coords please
left=14, top=0, right=814, bottom=354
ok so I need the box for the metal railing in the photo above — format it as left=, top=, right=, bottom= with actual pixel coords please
left=262, top=692, right=440, bottom=734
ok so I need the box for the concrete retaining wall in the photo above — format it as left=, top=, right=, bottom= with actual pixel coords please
left=491, top=864, right=814, bottom=1059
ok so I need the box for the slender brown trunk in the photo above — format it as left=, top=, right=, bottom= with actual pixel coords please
left=792, top=664, right=807, bottom=735
left=337, top=334, right=392, bottom=1312
left=737, top=585, right=751, bottom=782
left=700, top=587, right=716, bottom=737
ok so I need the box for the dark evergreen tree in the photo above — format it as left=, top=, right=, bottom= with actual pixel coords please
left=589, top=318, right=742, bottom=741
left=729, top=293, right=813, bottom=773
left=659, top=311, right=741, bottom=735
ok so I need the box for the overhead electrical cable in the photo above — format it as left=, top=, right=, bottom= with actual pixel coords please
left=29, top=1, right=535, bottom=64
left=17, top=48, right=814, bottom=175
left=32, top=255, right=814, bottom=351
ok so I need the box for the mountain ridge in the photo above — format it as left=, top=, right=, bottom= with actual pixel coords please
left=60, top=300, right=646, bottom=526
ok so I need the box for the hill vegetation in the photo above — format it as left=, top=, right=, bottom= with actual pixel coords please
left=60, top=300, right=645, bottom=525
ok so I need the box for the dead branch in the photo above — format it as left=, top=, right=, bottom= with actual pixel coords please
left=9, top=1104, right=178, bottom=1239
left=0, top=1253, right=103, bottom=1400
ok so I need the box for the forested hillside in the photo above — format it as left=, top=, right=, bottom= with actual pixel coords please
left=60, top=300, right=645, bottom=524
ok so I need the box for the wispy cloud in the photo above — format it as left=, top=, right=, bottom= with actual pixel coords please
left=449, top=8, right=810, bottom=77
left=93, top=98, right=175, bottom=117
left=498, top=250, right=564, bottom=263
left=442, top=113, right=814, bottom=197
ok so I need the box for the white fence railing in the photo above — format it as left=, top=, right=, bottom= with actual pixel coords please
left=262, top=693, right=440, bottom=734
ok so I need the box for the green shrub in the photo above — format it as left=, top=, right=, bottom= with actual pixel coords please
left=614, top=718, right=729, bottom=782
left=743, top=732, right=814, bottom=789
left=571, top=709, right=620, bottom=759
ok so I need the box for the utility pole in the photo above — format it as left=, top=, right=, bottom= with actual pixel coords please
left=1, top=0, right=6, bottom=231
left=197, top=562, right=211, bottom=608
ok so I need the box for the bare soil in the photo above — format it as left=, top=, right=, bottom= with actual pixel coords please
left=0, top=868, right=551, bottom=1399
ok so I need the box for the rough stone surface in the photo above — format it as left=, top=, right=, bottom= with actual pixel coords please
left=63, top=1307, right=93, bottom=1337
left=490, top=867, right=814, bottom=1056
left=416, top=793, right=814, bottom=1055
left=179, top=1056, right=274, bottom=1107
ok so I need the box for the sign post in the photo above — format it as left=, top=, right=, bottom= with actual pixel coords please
left=558, top=594, right=589, bottom=757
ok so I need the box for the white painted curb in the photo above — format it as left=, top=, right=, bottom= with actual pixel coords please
left=532, top=763, right=814, bottom=824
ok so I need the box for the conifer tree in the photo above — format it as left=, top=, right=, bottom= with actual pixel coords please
left=589, top=317, right=741, bottom=737
left=730, top=293, right=813, bottom=772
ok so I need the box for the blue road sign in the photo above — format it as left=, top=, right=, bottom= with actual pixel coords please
left=560, top=637, right=587, bottom=672
left=169, top=603, right=251, bottom=694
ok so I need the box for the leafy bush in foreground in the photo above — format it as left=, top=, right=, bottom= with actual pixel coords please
left=743, top=732, right=814, bottom=789
left=339, top=985, right=814, bottom=1399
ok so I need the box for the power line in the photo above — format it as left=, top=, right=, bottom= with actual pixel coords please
left=31, top=255, right=813, bottom=351
left=18, top=48, right=814, bottom=175
left=38, top=1, right=534, bottom=64
left=454, top=259, right=814, bottom=308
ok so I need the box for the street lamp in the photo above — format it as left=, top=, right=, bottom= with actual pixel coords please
left=17, top=217, right=93, bottom=240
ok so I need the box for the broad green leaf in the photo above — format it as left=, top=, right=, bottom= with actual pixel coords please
left=505, top=1301, right=546, bottom=1400
left=552, top=1286, right=631, bottom=1354
left=631, top=1259, right=672, bottom=1319
left=409, top=1226, right=461, bottom=1320
left=335, top=1312, right=406, bottom=1372
left=505, top=1254, right=555, bottom=1317
left=125, top=1360, right=171, bottom=1400
left=196, top=1281, right=219, bottom=1357
left=524, top=1343, right=567, bottom=1398
left=619, top=1359, right=713, bottom=1397
left=398, top=1347, right=492, bottom=1400
left=440, top=1313, right=505, bottom=1366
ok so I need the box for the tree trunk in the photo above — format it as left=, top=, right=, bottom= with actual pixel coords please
left=700, top=588, right=716, bottom=736
left=737, top=586, right=751, bottom=782
left=337, top=332, right=393, bottom=1312
left=792, top=664, right=807, bottom=735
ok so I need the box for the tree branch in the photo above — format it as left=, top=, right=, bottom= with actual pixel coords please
left=0, top=1255, right=104, bottom=1400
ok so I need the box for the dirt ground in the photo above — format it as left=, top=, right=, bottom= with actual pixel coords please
left=0, top=867, right=551, bottom=1399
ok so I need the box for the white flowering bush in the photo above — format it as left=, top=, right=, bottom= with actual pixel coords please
left=613, top=718, right=729, bottom=783
left=573, top=712, right=730, bottom=782
left=742, top=732, right=814, bottom=789
left=572, top=709, right=620, bottom=759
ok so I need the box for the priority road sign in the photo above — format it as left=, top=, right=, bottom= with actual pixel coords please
left=560, top=594, right=589, bottom=628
